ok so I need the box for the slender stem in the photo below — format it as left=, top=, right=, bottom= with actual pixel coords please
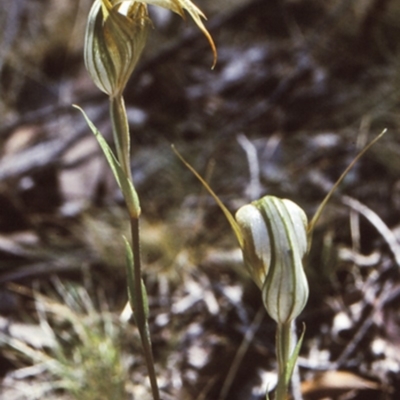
left=290, top=325, right=303, bottom=400
left=275, top=321, right=293, bottom=400
left=109, top=95, right=160, bottom=400
left=130, top=216, right=160, bottom=400
left=110, top=95, right=131, bottom=180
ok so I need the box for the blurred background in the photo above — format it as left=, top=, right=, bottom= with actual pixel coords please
left=1, top=0, right=400, bottom=399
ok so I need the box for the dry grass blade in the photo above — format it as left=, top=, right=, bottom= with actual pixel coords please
left=341, top=195, right=400, bottom=267
left=0, top=282, right=128, bottom=400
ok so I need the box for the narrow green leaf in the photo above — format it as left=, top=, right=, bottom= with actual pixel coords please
left=74, top=105, right=140, bottom=217
left=284, top=324, right=306, bottom=386
left=140, top=277, right=149, bottom=319
left=172, top=145, right=244, bottom=248
left=123, top=236, right=149, bottom=321
left=123, top=236, right=136, bottom=312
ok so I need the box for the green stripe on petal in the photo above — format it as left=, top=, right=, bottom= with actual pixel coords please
left=236, top=196, right=309, bottom=324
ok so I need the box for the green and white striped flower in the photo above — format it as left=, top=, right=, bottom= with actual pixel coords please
left=84, top=0, right=217, bottom=97
left=173, top=151, right=310, bottom=325
left=236, top=197, right=309, bottom=324
left=84, top=0, right=150, bottom=97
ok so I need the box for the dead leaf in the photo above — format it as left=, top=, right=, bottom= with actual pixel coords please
left=302, top=370, right=379, bottom=399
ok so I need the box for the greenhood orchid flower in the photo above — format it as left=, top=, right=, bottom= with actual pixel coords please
left=172, top=129, right=385, bottom=400
left=85, top=0, right=150, bottom=97
left=172, top=148, right=310, bottom=324
left=84, top=0, right=217, bottom=97
left=236, top=197, right=309, bottom=324
left=173, top=128, right=386, bottom=324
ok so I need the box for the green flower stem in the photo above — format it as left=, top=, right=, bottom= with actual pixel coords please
left=109, top=97, right=160, bottom=400
left=110, top=95, right=132, bottom=186
left=275, top=321, right=293, bottom=400
left=130, top=216, right=160, bottom=400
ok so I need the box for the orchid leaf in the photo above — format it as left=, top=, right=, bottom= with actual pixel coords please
left=123, top=236, right=149, bottom=320
left=74, top=105, right=140, bottom=218
left=123, top=236, right=136, bottom=313
left=284, top=324, right=305, bottom=386
left=275, top=324, right=306, bottom=399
